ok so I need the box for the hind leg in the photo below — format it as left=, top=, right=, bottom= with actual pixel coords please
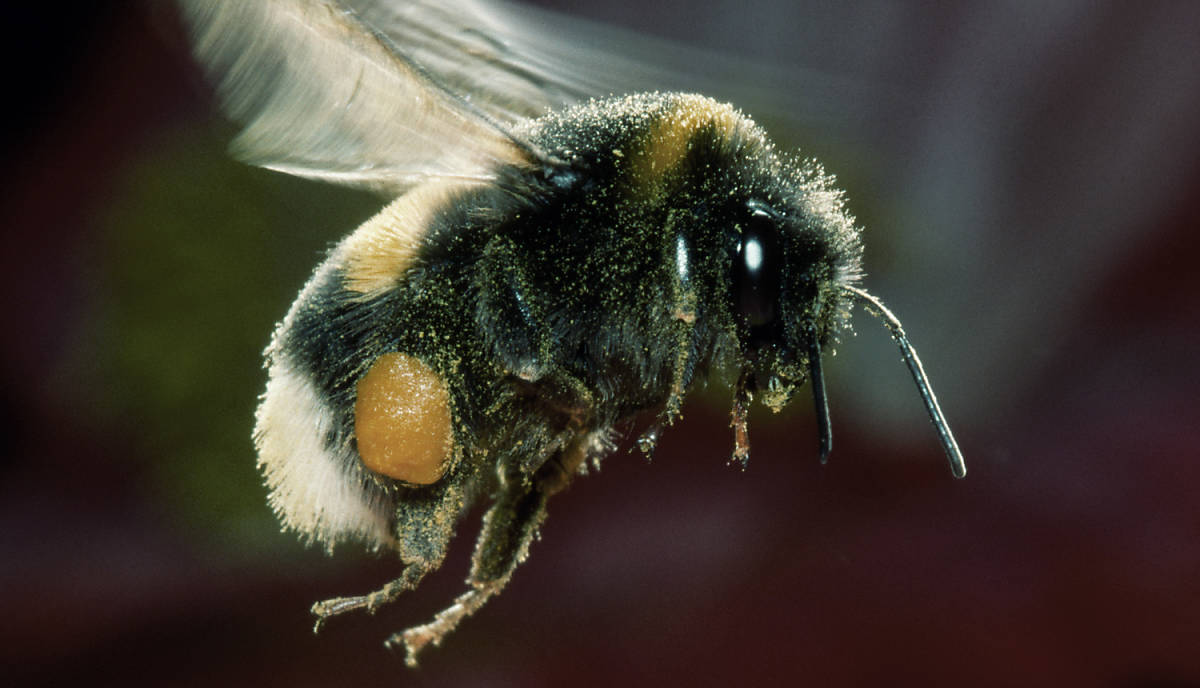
left=311, top=458, right=478, bottom=630
left=311, top=561, right=431, bottom=628
left=392, top=433, right=590, bottom=666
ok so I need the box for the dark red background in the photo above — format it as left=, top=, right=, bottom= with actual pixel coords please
left=4, top=2, right=1198, bottom=686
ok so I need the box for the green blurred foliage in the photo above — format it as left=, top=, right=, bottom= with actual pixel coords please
left=80, top=120, right=378, bottom=550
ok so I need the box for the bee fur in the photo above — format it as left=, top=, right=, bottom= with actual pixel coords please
left=181, top=0, right=965, bottom=667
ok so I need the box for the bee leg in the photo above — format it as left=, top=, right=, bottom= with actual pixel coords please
left=312, top=460, right=477, bottom=631
left=510, top=371, right=596, bottom=475
left=310, top=562, right=432, bottom=631
left=637, top=289, right=699, bottom=457
left=391, top=482, right=547, bottom=666
left=392, top=434, right=588, bottom=666
left=730, top=368, right=753, bottom=466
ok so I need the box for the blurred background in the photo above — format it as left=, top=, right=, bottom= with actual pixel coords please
left=3, top=1, right=1198, bottom=685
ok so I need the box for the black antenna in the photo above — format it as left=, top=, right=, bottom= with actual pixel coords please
left=842, top=286, right=967, bottom=479
left=806, top=328, right=832, bottom=463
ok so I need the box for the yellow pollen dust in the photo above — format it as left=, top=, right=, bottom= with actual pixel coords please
left=630, top=97, right=744, bottom=200
left=354, top=353, right=452, bottom=485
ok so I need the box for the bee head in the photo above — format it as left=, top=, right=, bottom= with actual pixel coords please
left=723, top=183, right=964, bottom=478
left=729, top=192, right=857, bottom=400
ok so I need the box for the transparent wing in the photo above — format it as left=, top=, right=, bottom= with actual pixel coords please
left=346, top=0, right=877, bottom=130
left=342, top=0, right=709, bottom=125
left=340, top=0, right=600, bottom=125
left=181, top=0, right=879, bottom=194
left=180, top=0, right=541, bottom=194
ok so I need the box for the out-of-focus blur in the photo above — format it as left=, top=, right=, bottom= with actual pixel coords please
left=3, top=2, right=1197, bottom=685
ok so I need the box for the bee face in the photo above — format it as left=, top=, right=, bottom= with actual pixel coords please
left=727, top=182, right=862, bottom=408
left=182, top=0, right=964, bottom=667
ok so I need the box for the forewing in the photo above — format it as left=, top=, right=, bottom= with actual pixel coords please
left=180, top=0, right=538, bottom=194
left=182, top=0, right=883, bottom=194
left=344, top=0, right=883, bottom=134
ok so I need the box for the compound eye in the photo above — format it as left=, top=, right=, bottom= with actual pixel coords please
left=733, top=211, right=784, bottom=329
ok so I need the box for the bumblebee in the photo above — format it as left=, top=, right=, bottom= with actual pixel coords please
left=182, top=0, right=966, bottom=666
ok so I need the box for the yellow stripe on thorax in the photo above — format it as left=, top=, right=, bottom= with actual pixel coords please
left=628, top=95, right=747, bottom=200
